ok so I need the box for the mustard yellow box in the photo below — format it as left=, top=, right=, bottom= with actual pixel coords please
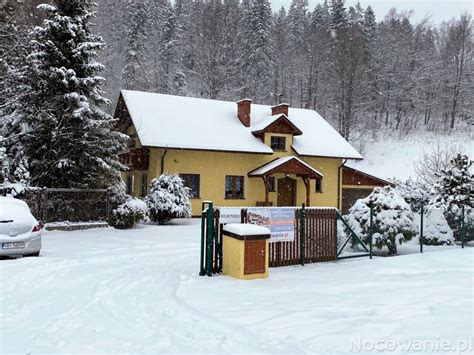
left=222, top=224, right=270, bottom=280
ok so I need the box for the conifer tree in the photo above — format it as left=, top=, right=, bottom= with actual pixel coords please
left=244, top=0, right=274, bottom=102
left=145, top=173, right=192, bottom=224
left=432, top=154, right=473, bottom=217
left=122, top=0, right=149, bottom=90
left=16, top=0, right=126, bottom=188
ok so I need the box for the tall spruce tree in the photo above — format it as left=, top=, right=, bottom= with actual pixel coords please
left=122, top=0, right=149, bottom=90
left=246, top=0, right=274, bottom=102
left=16, top=0, right=126, bottom=188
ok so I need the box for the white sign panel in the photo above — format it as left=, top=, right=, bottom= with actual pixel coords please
left=218, top=207, right=242, bottom=224
left=246, top=207, right=295, bottom=242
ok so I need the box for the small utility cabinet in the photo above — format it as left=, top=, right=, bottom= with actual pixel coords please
left=222, top=224, right=270, bottom=280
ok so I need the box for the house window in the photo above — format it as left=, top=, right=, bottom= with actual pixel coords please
left=128, top=134, right=136, bottom=148
left=315, top=178, right=323, bottom=193
left=126, top=174, right=134, bottom=195
left=180, top=174, right=200, bottom=198
left=141, top=173, right=148, bottom=197
left=270, top=136, right=286, bottom=151
left=225, top=175, right=244, bottom=199
left=268, top=176, right=275, bottom=192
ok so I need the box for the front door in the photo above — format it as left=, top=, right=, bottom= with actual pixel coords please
left=277, top=177, right=296, bottom=206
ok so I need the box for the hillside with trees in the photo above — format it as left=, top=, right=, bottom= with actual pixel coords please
left=0, top=0, right=472, bottom=186
left=93, top=0, right=472, bottom=140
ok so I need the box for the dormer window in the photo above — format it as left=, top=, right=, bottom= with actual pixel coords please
left=271, top=136, right=286, bottom=151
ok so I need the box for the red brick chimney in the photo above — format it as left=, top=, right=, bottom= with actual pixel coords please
left=237, top=99, right=252, bottom=127
left=271, top=103, right=289, bottom=116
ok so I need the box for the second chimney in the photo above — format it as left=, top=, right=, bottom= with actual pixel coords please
left=271, top=103, right=289, bottom=117
left=237, top=99, right=252, bottom=127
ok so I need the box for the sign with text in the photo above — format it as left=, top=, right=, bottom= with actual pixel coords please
left=219, top=207, right=242, bottom=224
left=246, top=207, right=295, bottom=242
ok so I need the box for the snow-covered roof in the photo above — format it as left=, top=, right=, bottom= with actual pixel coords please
left=120, top=90, right=363, bottom=159
left=248, top=156, right=324, bottom=177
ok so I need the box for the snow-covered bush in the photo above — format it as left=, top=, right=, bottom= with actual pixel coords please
left=394, top=177, right=432, bottom=212
left=420, top=208, right=454, bottom=245
left=108, top=179, right=129, bottom=206
left=109, top=198, right=147, bottom=229
left=145, top=173, right=192, bottom=224
left=347, top=186, right=418, bottom=255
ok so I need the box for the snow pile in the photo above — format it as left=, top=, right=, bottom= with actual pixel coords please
left=223, top=223, right=270, bottom=236
left=109, top=198, right=147, bottom=229
left=347, top=186, right=418, bottom=255
left=0, top=222, right=472, bottom=353
left=419, top=208, right=454, bottom=245
left=145, top=173, right=192, bottom=224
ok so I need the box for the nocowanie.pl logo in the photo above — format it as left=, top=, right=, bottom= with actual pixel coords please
left=351, top=337, right=473, bottom=353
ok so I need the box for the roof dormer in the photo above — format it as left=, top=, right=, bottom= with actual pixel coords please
left=252, top=114, right=303, bottom=140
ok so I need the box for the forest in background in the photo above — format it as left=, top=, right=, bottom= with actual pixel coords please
left=1, top=0, right=473, bottom=142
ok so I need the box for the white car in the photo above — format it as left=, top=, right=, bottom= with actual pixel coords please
left=0, top=196, right=42, bottom=257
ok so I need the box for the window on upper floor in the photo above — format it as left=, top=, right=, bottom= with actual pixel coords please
left=270, top=136, right=286, bottom=151
left=128, top=133, right=136, bottom=148
left=141, top=173, right=148, bottom=197
left=126, top=174, right=134, bottom=195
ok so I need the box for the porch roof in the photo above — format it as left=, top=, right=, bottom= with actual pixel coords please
left=248, top=156, right=323, bottom=178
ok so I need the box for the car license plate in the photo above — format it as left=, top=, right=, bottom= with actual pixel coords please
left=2, top=242, right=25, bottom=249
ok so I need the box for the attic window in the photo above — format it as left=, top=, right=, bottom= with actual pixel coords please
left=270, top=136, right=286, bottom=151
left=128, top=133, right=136, bottom=148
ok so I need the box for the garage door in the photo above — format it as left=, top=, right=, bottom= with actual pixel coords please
left=341, top=188, right=375, bottom=214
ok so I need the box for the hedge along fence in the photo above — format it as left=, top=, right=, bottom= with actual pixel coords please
left=199, top=203, right=366, bottom=276
left=12, top=188, right=111, bottom=224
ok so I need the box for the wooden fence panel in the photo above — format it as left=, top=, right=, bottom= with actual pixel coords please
left=208, top=207, right=337, bottom=274
left=268, top=208, right=337, bottom=267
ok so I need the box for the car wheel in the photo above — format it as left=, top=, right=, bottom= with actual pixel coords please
left=26, top=251, right=40, bottom=257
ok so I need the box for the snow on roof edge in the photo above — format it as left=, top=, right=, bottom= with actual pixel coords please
left=249, top=156, right=324, bottom=176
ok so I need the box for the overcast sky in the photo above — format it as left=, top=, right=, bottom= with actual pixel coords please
left=271, top=0, right=473, bottom=24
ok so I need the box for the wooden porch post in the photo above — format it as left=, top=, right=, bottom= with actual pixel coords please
left=302, top=176, right=311, bottom=207
left=262, top=176, right=270, bottom=206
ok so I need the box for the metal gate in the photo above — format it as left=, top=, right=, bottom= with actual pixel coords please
left=199, top=203, right=366, bottom=276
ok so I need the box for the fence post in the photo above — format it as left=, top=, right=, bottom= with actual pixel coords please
left=420, top=204, right=424, bottom=253
left=461, top=205, right=465, bottom=249
left=300, top=203, right=305, bottom=266
left=206, top=202, right=214, bottom=276
left=369, top=205, right=373, bottom=259
left=105, top=188, right=111, bottom=223
left=42, top=188, right=48, bottom=223
left=199, top=202, right=206, bottom=276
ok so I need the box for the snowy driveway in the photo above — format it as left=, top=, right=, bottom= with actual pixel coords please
left=1, top=220, right=472, bottom=353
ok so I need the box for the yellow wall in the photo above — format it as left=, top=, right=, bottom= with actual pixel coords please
left=222, top=235, right=269, bottom=280
left=121, top=129, right=344, bottom=215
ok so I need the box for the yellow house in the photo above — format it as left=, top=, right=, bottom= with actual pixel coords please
left=114, top=90, right=363, bottom=216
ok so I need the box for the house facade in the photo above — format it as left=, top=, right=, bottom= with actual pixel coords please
left=115, top=90, right=365, bottom=216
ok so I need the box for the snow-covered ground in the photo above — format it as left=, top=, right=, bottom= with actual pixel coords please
left=348, top=129, right=474, bottom=180
left=1, top=220, right=473, bottom=353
